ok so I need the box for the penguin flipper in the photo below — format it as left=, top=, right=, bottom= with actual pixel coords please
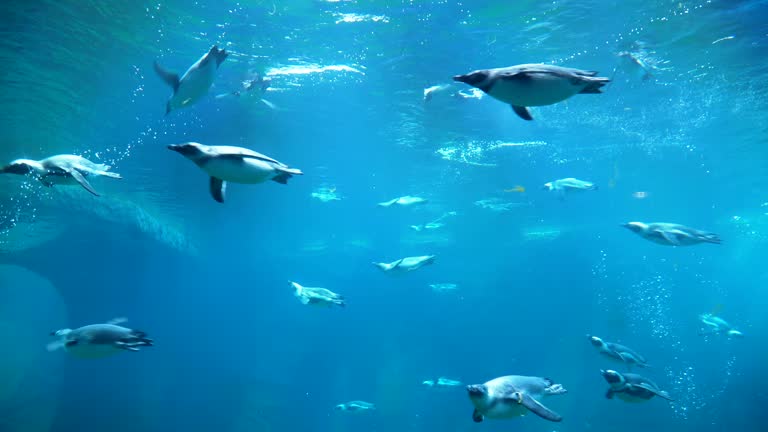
left=209, top=177, right=226, bottom=203
left=659, top=231, right=681, bottom=245
left=46, top=340, right=66, bottom=352
left=153, top=61, right=180, bottom=92
left=512, top=105, right=534, bottom=121
left=516, top=392, right=562, bottom=422
left=472, top=409, right=483, bottom=423
left=605, top=389, right=614, bottom=399
left=114, top=341, right=140, bottom=352
left=260, top=98, right=278, bottom=110
left=634, top=384, right=674, bottom=401
left=68, top=169, right=99, bottom=196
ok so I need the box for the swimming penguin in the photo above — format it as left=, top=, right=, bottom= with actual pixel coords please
left=335, top=401, right=376, bottom=413
left=622, top=222, right=721, bottom=246
left=373, top=255, right=435, bottom=273
left=430, top=283, right=458, bottom=293
left=377, top=196, right=428, bottom=207
left=543, top=178, right=597, bottom=200
left=411, top=211, right=458, bottom=231
left=423, top=377, right=463, bottom=388
left=291, top=281, right=345, bottom=308
left=0, top=154, right=122, bottom=196
left=453, top=64, right=610, bottom=120
left=167, top=142, right=303, bottom=203
left=47, top=318, right=153, bottom=359
left=698, top=313, right=743, bottom=338
left=601, top=370, right=673, bottom=403
left=467, top=375, right=567, bottom=423
left=423, top=84, right=455, bottom=102
left=154, top=45, right=228, bottom=115
left=588, top=335, right=650, bottom=369
left=215, top=73, right=276, bottom=109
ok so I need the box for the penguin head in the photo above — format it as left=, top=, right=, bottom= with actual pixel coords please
left=0, top=159, right=37, bottom=175
left=50, top=328, right=72, bottom=337
left=542, top=182, right=554, bottom=191
left=622, top=222, right=646, bottom=233
left=453, top=70, right=492, bottom=90
left=167, top=142, right=206, bottom=160
left=589, top=335, right=605, bottom=347
left=601, top=370, right=625, bottom=386
left=334, top=404, right=347, bottom=411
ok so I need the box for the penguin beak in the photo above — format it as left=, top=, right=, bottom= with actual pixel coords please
left=167, top=144, right=180, bottom=152
left=453, top=74, right=469, bottom=84
left=467, top=385, right=484, bottom=396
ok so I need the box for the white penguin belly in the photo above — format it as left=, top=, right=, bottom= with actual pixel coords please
left=492, top=74, right=583, bottom=106
left=486, top=401, right=527, bottom=419
left=43, top=176, right=79, bottom=186
left=616, top=392, right=648, bottom=403
left=171, top=63, right=216, bottom=109
left=203, top=158, right=276, bottom=184
left=66, top=343, right=122, bottom=359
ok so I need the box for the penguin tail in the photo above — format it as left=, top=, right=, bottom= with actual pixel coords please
left=272, top=167, right=303, bottom=185
left=98, top=171, right=122, bottom=179
left=579, top=77, right=611, bottom=94
left=89, top=163, right=122, bottom=179
left=703, top=233, right=722, bottom=244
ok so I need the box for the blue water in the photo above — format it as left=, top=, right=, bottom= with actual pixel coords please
left=0, top=1, right=767, bottom=431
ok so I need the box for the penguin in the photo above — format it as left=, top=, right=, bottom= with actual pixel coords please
left=154, top=45, right=228, bottom=115
left=423, top=377, right=462, bottom=388
left=291, top=281, right=345, bottom=308
left=373, top=255, right=435, bottom=273
left=0, top=154, right=122, bottom=196
left=588, top=335, right=650, bottom=369
left=335, top=401, right=376, bottom=413
left=601, top=370, right=673, bottom=403
left=47, top=318, right=152, bottom=359
left=543, top=178, right=597, bottom=200
left=467, top=375, right=567, bottom=423
left=622, top=222, right=721, bottom=246
left=377, top=196, right=428, bottom=207
left=167, top=142, right=302, bottom=203
left=699, top=313, right=744, bottom=338
left=453, top=64, right=610, bottom=120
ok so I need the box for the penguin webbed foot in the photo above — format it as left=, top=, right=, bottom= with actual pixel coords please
left=472, top=409, right=483, bottom=423
left=209, top=177, right=226, bottom=203
left=511, top=105, right=534, bottom=121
